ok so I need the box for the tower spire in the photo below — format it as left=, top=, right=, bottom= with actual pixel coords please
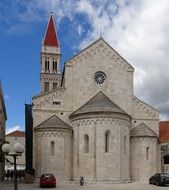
left=40, top=14, right=62, bottom=93
left=44, top=14, right=59, bottom=47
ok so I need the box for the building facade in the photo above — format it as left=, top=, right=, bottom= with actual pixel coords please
left=159, top=121, right=169, bottom=173
left=0, top=81, right=7, bottom=181
left=32, top=15, right=160, bottom=182
left=5, top=130, right=25, bottom=171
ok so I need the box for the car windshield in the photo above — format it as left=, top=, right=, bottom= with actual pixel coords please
left=161, top=173, right=169, bottom=178
left=41, top=174, right=53, bottom=178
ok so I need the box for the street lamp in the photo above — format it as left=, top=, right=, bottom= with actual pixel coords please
left=2, top=143, right=24, bottom=190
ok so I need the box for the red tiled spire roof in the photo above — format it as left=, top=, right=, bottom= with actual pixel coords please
left=6, top=130, right=25, bottom=137
left=44, top=15, right=59, bottom=47
left=159, top=121, right=169, bottom=142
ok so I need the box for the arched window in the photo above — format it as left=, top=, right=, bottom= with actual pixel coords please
left=124, top=135, right=127, bottom=154
left=51, top=141, right=55, bottom=156
left=44, top=82, right=49, bottom=92
left=146, top=147, right=149, bottom=160
left=53, top=60, right=57, bottom=71
left=53, top=83, right=57, bottom=90
left=105, top=130, right=110, bottom=153
left=45, top=59, right=49, bottom=70
left=84, top=134, right=89, bottom=153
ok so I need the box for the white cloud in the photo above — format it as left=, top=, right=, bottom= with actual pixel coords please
left=6, top=125, right=21, bottom=134
left=1, top=0, right=169, bottom=118
left=113, top=0, right=169, bottom=118
left=73, top=0, right=169, bottom=119
left=77, top=25, right=83, bottom=36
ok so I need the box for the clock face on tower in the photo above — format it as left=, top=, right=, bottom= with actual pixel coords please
left=94, top=71, right=106, bottom=85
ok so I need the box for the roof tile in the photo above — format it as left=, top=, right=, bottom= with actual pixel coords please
left=159, top=121, right=169, bottom=142
left=6, top=130, right=25, bottom=137
left=44, top=15, right=59, bottom=47
left=34, top=115, right=72, bottom=130
left=70, top=91, right=128, bottom=117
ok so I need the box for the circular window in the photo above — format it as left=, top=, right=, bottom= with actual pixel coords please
left=94, top=71, right=106, bottom=85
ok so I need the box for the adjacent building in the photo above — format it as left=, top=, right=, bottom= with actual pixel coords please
left=30, top=15, right=161, bottom=182
left=25, top=104, right=33, bottom=173
left=0, top=81, right=7, bottom=181
left=5, top=130, right=25, bottom=171
left=159, top=121, right=169, bottom=173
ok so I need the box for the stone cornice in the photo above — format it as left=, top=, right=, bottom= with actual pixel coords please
left=70, top=111, right=131, bottom=123
left=33, top=86, right=66, bottom=100
left=130, top=136, right=158, bottom=139
left=34, top=127, right=72, bottom=134
left=71, top=118, right=130, bottom=128
left=35, top=131, right=72, bottom=138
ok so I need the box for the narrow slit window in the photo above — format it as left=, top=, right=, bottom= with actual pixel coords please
left=124, top=135, right=127, bottom=154
left=146, top=147, right=149, bottom=160
left=84, top=134, right=89, bottom=153
left=51, top=141, right=55, bottom=156
left=105, top=130, right=110, bottom=153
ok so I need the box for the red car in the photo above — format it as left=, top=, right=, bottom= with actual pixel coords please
left=40, top=174, right=56, bottom=188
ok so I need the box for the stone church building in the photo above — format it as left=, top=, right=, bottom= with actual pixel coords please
left=31, top=15, right=160, bottom=182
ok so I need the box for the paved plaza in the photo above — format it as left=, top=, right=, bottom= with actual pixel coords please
left=1, top=181, right=169, bottom=190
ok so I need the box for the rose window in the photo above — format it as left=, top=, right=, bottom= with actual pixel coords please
left=94, top=71, right=106, bottom=85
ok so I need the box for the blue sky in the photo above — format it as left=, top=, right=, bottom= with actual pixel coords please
left=1, top=0, right=169, bottom=133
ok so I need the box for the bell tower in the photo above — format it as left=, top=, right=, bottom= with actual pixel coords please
left=40, top=14, right=62, bottom=93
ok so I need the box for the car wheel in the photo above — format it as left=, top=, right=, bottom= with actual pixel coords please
left=156, top=181, right=160, bottom=186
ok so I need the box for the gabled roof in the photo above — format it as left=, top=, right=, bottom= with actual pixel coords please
left=159, top=121, right=169, bottom=142
left=32, top=86, right=65, bottom=99
left=6, top=130, right=25, bottom=137
left=65, top=38, right=134, bottom=71
left=34, top=115, right=72, bottom=130
left=133, top=95, right=159, bottom=113
left=130, top=122, right=157, bottom=137
left=70, top=91, right=128, bottom=117
left=44, top=15, right=59, bottom=47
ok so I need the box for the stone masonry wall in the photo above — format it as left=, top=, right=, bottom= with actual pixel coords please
left=130, top=137, right=158, bottom=181
left=32, top=38, right=160, bottom=182
left=64, top=39, right=134, bottom=116
left=132, top=96, right=159, bottom=135
left=72, top=117, right=130, bottom=182
left=35, top=131, right=72, bottom=180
